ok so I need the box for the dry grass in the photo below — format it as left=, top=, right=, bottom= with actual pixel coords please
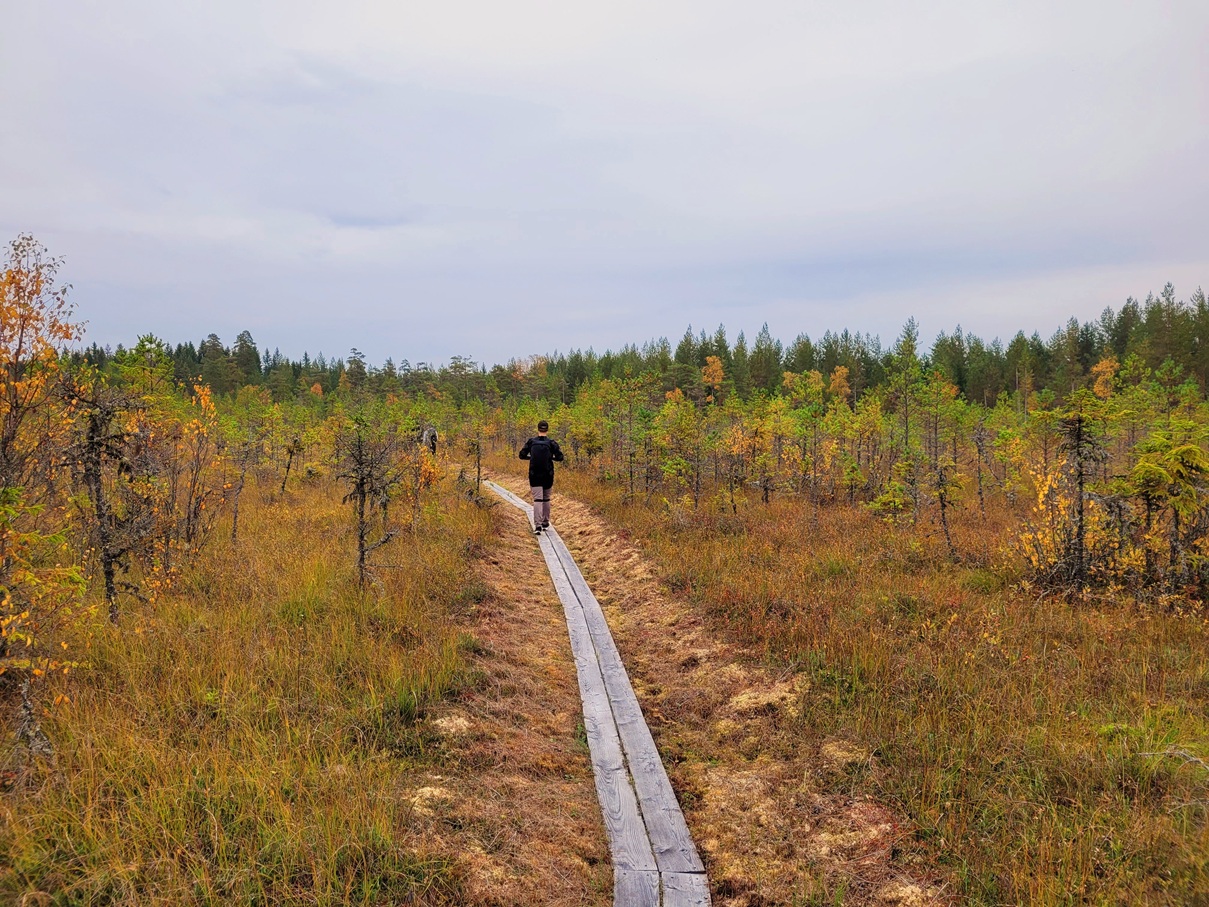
left=0, top=473, right=608, bottom=905
left=511, top=459, right=1209, bottom=905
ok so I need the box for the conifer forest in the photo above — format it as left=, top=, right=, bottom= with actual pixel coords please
left=3, top=235, right=1209, bottom=905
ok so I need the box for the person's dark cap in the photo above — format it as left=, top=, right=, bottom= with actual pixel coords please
left=537, top=420, right=549, bottom=432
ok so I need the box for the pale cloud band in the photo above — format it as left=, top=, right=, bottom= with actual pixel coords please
left=2, top=1, right=1206, bottom=362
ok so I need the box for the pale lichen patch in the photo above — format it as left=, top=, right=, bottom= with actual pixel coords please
left=820, top=737, right=869, bottom=770
left=433, top=714, right=472, bottom=735
left=727, top=680, right=798, bottom=717
left=410, top=785, right=451, bottom=814
left=875, top=880, right=934, bottom=906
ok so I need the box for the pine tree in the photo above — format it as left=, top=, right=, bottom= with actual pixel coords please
left=233, top=330, right=262, bottom=385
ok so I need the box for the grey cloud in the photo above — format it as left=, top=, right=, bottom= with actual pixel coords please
left=1, top=0, right=1206, bottom=365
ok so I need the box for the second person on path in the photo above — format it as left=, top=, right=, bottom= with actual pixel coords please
left=519, top=420, right=564, bottom=534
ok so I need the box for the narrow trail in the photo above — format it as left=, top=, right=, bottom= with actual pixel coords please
left=415, top=485, right=612, bottom=905
left=486, top=480, right=711, bottom=907
left=484, top=472, right=942, bottom=907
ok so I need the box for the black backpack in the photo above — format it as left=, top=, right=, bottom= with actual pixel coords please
left=528, top=436, right=553, bottom=473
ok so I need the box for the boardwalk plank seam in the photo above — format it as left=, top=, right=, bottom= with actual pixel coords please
left=484, top=481, right=709, bottom=906
left=547, top=540, right=704, bottom=874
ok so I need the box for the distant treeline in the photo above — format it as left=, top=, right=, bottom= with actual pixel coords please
left=73, top=283, right=1208, bottom=406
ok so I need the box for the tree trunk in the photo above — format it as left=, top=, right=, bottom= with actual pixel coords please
left=84, top=411, right=119, bottom=623
left=231, top=460, right=248, bottom=543
left=281, top=444, right=296, bottom=494
left=356, top=479, right=368, bottom=588
left=1073, top=416, right=1086, bottom=586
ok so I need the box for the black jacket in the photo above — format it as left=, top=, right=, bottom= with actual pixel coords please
left=519, top=435, right=564, bottom=488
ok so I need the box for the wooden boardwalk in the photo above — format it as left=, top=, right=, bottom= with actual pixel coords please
left=485, top=481, right=710, bottom=907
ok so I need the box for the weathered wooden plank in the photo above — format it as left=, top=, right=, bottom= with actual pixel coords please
left=613, top=868, right=660, bottom=907
left=547, top=535, right=705, bottom=875
left=535, top=534, right=657, bottom=873
left=548, top=536, right=697, bottom=847
left=484, top=482, right=709, bottom=898
left=487, top=479, right=525, bottom=508
left=663, top=872, right=711, bottom=906
left=484, top=480, right=534, bottom=520
left=580, top=683, right=658, bottom=872
left=557, top=544, right=704, bottom=874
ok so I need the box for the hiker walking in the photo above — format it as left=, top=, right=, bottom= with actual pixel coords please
left=420, top=426, right=438, bottom=455
left=519, top=420, right=564, bottom=533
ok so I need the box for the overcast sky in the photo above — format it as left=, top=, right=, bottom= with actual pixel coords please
left=3, top=1, right=1207, bottom=366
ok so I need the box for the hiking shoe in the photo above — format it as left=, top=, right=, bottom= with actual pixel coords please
left=541, top=521, right=550, bottom=529
left=533, top=525, right=544, bottom=535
